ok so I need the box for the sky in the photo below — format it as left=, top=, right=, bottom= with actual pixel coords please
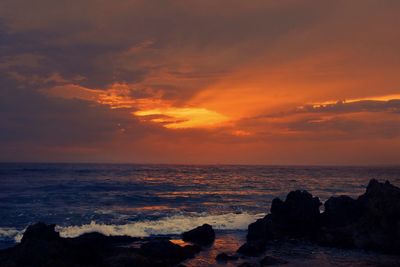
left=1, top=0, right=400, bottom=165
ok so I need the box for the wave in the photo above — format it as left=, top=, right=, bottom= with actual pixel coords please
left=0, top=228, right=21, bottom=244
left=57, top=212, right=263, bottom=238
left=1, top=212, right=264, bottom=243
left=0, top=228, right=19, bottom=238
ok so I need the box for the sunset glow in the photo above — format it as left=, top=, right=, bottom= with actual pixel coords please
left=134, top=107, right=229, bottom=129
left=3, top=2, right=400, bottom=266
left=310, top=94, right=400, bottom=108
left=1, top=0, right=400, bottom=164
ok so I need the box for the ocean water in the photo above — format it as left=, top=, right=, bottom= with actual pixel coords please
left=1, top=163, right=400, bottom=265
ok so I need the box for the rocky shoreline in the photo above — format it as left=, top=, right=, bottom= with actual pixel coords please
left=240, top=179, right=400, bottom=257
left=1, top=179, right=399, bottom=267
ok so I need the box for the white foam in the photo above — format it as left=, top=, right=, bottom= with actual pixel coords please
left=57, top=212, right=264, bottom=238
left=0, top=228, right=19, bottom=237
left=2, top=212, right=264, bottom=243
left=0, top=227, right=21, bottom=241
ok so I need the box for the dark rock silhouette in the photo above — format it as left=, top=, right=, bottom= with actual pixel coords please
left=270, top=190, right=321, bottom=238
left=181, top=223, right=215, bottom=245
left=140, top=239, right=201, bottom=264
left=247, top=190, right=321, bottom=242
left=246, top=215, right=273, bottom=241
left=237, top=240, right=266, bottom=257
left=20, top=223, right=60, bottom=243
left=0, top=222, right=200, bottom=267
left=319, top=179, right=400, bottom=253
left=237, top=262, right=258, bottom=267
left=240, top=179, right=400, bottom=256
left=260, top=255, right=288, bottom=265
left=322, top=195, right=361, bottom=227
left=216, top=252, right=239, bottom=261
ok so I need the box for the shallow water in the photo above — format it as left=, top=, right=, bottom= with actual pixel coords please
left=1, top=163, right=400, bottom=264
left=182, top=231, right=400, bottom=267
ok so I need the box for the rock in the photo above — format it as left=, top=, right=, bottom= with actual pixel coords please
left=317, top=195, right=360, bottom=247
left=242, top=179, right=400, bottom=255
left=216, top=252, right=239, bottom=261
left=237, top=240, right=266, bottom=257
left=317, top=226, right=354, bottom=248
left=319, top=179, right=400, bottom=253
left=20, top=222, right=60, bottom=243
left=247, top=215, right=273, bottom=241
left=237, top=262, right=258, bottom=267
left=1, top=222, right=71, bottom=267
left=270, top=190, right=321, bottom=238
left=260, top=256, right=288, bottom=265
left=104, top=253, right=152, bottom=267
left=140, top=240, right=201, bottom=263
left=0, top=222, right=200, bottom=267
left=246, top=190, right=321, bottom=244
left=322, top=195, right=361, bottom=227
left=181, top=224, right=215, bottom=245
left=352, top=179, right=400, bottom=253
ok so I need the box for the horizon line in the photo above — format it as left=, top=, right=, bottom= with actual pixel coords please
left=0, top=161, right=399, bottom=168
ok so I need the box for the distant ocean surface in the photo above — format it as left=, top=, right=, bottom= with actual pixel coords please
left=1, top=163, right=400, bottom=256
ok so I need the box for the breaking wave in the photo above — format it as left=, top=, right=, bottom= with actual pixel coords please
left=0, top=228, right=20, bottom=239
left=57, top=212, right=263, bottom=238
left=2, top=212, right=264, bottom=243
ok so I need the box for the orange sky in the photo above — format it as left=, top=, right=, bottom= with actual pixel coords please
left=1, top=0, right=400, bottom=164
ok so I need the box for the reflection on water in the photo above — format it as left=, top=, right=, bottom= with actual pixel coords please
left=183, top=231, right=246, bottom=267
left=183, top=231, right=400, bottom=267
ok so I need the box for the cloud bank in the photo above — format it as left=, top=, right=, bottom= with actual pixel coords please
left=1, top=0, right=400, bottom=164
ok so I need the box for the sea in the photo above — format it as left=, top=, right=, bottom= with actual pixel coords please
left=1, top=163, right=400, bottom=266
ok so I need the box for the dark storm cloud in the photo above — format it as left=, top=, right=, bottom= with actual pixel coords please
left=254, top=99, right=400, bottom=121
left=286, top=99, right=400, bottom=139
left=302, top=100, right=400, bottom=114
left=0, top=23, right=147, bottom=88
left=236, top=97, right=400, bottom=143
left=0, top=0, right=320, bottom=91
left=0, top=74, right=161, bottom=162
left=286, top=116, right=400, bottom=139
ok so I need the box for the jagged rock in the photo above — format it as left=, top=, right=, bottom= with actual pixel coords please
left=270, top=190, right=321, bottom=237
left=216, top=252, right=239, bottom=261
left=247, top=215, right=273, bottom=241
left=243, top=179, right=400, bottom=255
left=237, top=240, right=266, bottom=257
left=105, top=253, right=152, bottom=267
left=322, top=195, right=360, bottom=227
left=318, top=179, right=400, bottom=253
left=317, top=226, right=354, bottom=248
left=140, top=239, right=201, bottom=264
left=260, top=255, right=288, bottom=265
left=181, top=224, right=215, bottom=245
left=247, top=190, right=321, bottom=242
left=0, top=222, right=71, bottom=267
left=352, top=179, right=400, bottom=253
left=237, top=262, right=258, bottom=267
left=0, top=222, right=202, bottom=267
left=20, top=222, right=60, bottom=243
left=318, top=195, right=360, bottom=247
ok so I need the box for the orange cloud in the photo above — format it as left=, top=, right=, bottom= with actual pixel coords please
left=4, top=0, right=400, bottom=164
left=309, top=94, right=400, bottom=108
left=134, top=107, right=229, bottom=129
left=43, top=82, right=230, bottom=129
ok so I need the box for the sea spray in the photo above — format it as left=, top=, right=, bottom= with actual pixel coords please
left=56, top=212, right=265, bottom=238
left=3, top=212, right=264, bottom=243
